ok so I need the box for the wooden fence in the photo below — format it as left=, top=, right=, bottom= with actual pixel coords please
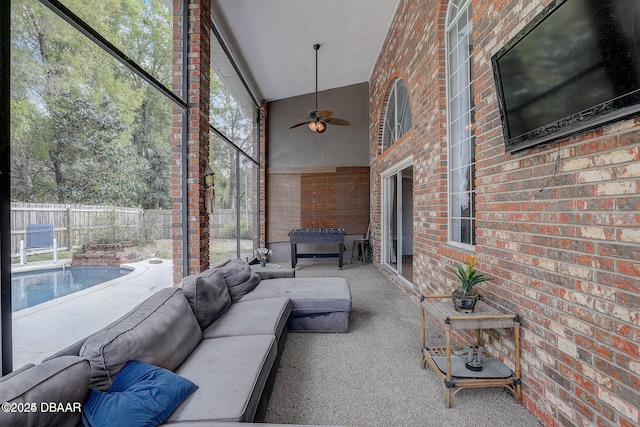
left=10, top=203, right=172, bottom=257
left=143, top=209, right=172, bottom=241
left=10, top=203, right=241, bottom=258
left=210, top=208, right=235, bottom=238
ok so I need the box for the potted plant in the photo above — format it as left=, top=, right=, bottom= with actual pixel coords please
left=255, top=247, right=273, bottom=267
left=452, top=255, right=492, bottom=313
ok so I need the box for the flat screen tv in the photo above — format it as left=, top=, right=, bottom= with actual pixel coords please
left=492, top=0, right=640, bottom=153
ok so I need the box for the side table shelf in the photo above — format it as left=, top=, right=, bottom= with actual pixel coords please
left=420, top=295, right=522, bottom=407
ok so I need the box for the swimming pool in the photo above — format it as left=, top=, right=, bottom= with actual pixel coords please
left=11, top=266, right=132, bottom=312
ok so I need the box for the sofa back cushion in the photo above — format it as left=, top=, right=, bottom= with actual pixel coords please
left=79, top=287, right=202, bottom=391
left=219, top=259, right=261, bottom=302
left=182, top=267, right=232, bottom=329
left=0, top=356, right=90, bottom=427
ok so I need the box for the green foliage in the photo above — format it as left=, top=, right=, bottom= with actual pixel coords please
left=85, top=209, right=157, bottom=245
left=209, top=72, right=255, bottom=210
left=10, top=0, right=172, bottom=209
left=221, top=219, right=252, bottom=240
left=11, top=251, right=72, bottom=265
left=454, top=255, right=493, bottom=295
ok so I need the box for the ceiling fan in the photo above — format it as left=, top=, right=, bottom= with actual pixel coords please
left=289, top=44, right=351, bottom=133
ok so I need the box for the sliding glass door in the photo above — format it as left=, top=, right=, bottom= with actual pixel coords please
left=381, top=159, right=413, bottom=283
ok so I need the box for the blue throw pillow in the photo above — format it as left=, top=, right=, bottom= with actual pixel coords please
left=82, top=360, right=198, bottom=427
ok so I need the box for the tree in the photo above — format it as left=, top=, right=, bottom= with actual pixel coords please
left=10, top=0, right=172, bottom=208
left=209, top=72, right=254, bottom=210
left=120, top=0, right=173, bottom=209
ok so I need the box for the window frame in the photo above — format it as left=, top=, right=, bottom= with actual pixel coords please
left=380, top=156, right=413, bottom=285
left=446, top=0, right=476, bottom=248
left=381, top=78, right=412, bottom=152
left=2, top=0, right=186, bottom=374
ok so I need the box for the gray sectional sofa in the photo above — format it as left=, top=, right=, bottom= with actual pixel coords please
left=0, top=259, right=352, bottom=426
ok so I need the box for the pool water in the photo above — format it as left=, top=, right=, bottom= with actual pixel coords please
left=11, top=266, right=132, bottom=312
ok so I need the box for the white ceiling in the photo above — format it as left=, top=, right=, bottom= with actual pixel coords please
left=210, top=0, right=401, bottom=102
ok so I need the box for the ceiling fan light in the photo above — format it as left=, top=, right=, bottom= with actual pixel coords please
left=316, top=121, right=326, bottom=132
left=308, top=122, right=317, bottom=131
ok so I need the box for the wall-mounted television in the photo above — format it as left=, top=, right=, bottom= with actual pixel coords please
left=492, top=0, right=640, bottom=153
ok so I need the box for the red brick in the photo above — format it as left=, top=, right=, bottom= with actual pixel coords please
left=171, top=0, right=211, bottom=281
left=368, top=0, right=640, bottom=423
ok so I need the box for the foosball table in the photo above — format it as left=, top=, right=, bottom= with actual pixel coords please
left=288, top=228, right=346, bottom=269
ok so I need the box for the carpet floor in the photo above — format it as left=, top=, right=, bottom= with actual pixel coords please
left=263, top=261, right=542, bottom=427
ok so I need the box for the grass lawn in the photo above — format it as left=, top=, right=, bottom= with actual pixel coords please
left=150, top=238, right=253, bottom=264
left=12, top=238, right=254, bottom=265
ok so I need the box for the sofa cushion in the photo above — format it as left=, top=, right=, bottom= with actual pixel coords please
left=168, top=335, right=277, bottom=423
left=0, top=356, right=90, bottom=427
left=79, top=287, right=202, bottom=391
left=202, top=297, right=292, bottom=340
left=239, top=277, right=352, bottom=315
left=82, top=360, right=198, bottom=427
left=182, top=267, right=232, bottom=329
left=219, top=259, right=261, bottom=302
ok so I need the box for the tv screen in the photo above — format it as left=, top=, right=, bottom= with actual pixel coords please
left=492, top=0, right=640, bottom=153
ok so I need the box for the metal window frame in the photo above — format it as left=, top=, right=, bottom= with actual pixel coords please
left=2, top=0, right=265, bottom=375
left=1, top=0, right=12, bottom=375
left=208, top=15, right=262, bottom=257
left=0, top=0, right=190, bottom=374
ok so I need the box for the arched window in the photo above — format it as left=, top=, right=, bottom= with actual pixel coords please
left=447, top=0, right=475, bottom=246
left=381, top=78, right=412, bottom=152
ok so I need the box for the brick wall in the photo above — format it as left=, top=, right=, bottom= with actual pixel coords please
left=171, top=0, right=211, bottom=282
left=370, top=1, right=639, bottom=426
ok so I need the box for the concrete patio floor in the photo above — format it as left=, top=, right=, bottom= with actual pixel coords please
left=264, top=261, right=542, bottom=427
left=8, top=258, right=542, bottom=426
left=11, top=258, right=173, bottom=369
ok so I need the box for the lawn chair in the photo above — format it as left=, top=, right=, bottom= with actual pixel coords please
left=20, top=224, right=57, bottom=265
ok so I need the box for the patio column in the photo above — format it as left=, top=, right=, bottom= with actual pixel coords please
left=172, top=0, right=212, bottom=282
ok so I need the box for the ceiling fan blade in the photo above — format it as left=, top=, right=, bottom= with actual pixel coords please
left=324, top=117, right=351, bottom=126
left=289, top=121, right=311, bottom=129
left=316, top=110, right=333, bottom=119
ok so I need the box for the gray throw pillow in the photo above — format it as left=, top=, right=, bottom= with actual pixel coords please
left=219, top=259, right=261, bottom=302
left=182, top=267, right=232, bottom=329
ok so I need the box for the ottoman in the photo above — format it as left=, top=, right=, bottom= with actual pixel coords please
left=238, top=277, right=352, bottom=333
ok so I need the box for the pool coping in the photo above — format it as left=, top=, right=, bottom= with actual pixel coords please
left=11, top=261, right=157, bottom=320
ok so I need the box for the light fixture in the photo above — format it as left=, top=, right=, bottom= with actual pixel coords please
left=203, top=164, right=215, bottom=188
left=308, top=121, right=326, bottom=133
left=288, top=44, right=351, bottom=133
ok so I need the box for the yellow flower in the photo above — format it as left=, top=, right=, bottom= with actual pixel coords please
left=465, top=254, right=476, bottom=267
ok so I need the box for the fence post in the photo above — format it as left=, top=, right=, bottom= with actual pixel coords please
left=19, top=240, right=25, bottom=265
left=67, top=206, right=72, bottom=251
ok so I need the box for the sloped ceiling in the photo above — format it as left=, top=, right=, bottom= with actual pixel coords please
left=210, top=0, right=401, bottom=102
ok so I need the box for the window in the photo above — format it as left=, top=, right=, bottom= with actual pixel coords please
left=381, top=78, right=412, bottom=152
left=447, top=0, right=476, bottom=246
left=209, top=37, right=260, bottom=264
left=7, top=0, right=180, bottom=371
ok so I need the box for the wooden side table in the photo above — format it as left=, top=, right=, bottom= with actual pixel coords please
left=420, top=295, right=521, bottom=407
